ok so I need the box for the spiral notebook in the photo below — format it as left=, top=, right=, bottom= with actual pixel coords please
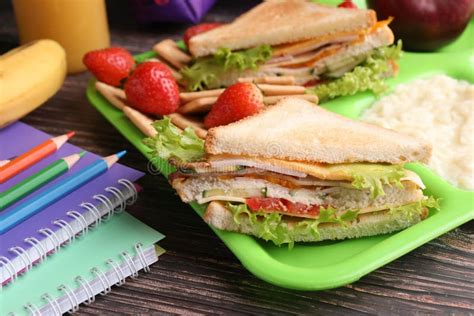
left=1, top=212, right=165, bottom=315
left=0, top=122, right=145, bottom=285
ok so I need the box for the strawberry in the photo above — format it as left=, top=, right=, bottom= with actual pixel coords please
left=204, top=82, right=264, bottom=129
left=183, top=23, right=222, bottom=47
left=338, top=0, right=357, bottom=9
left=124, top=62, right=180, bottom=115
left=83, top=47, right=134, bottom=87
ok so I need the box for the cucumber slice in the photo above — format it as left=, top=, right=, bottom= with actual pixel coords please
left=202, top=187, right=267, bottom=198
left=203, top=189, right=225, bottom=198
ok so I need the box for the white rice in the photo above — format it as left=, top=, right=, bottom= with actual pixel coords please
left=361, top=75, right=474, bottom=191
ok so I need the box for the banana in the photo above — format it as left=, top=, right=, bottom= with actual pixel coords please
left=0, top=39, right=66, bottom=128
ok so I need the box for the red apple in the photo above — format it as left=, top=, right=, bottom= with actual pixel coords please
left=368, top=0, right=474, bottom=51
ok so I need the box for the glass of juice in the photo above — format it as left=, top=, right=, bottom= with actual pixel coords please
left=12, top=0, right=110, bottom=74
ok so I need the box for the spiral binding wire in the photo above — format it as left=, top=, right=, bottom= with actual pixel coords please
left=119, top=179, right=138, bottom=205
left=41, top=293, right=62, bottom=316
left=24, top=237, right=48, bottom=263
left=9, top=246, right=33, bottom=272
left=135, top=243, right=150, bottom=273
left=24, top=302, right=41, bottom=316
left=38, top=228, right=61, bottom=253
left=75, top=276, right=95, bottom=304
left=0, top=256, right=17, bottom=284
left=122, top=251, right=139, bottom=278
left=58, top=284, right=80, bottom=313
left=1, top=179, right=138, bottom=286
left=53, top=219, right=76, bottom=243
left=91, top=267, right=111, bottom=295
left=105, top=186, right=126, bottom=213
left=93, top=194, right=115, bottom=220
left=67, top=210, right=89, bottom=235
left=21, top=243, right=153, bottom=315
left=79, top=202, right=102, bottom=227
left=106, top=259, right=126, bottom=285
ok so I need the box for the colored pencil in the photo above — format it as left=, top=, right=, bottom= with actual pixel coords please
left=0, top=132, right=75, bottom=184
left=0, top=160, right=10, bottom=167
left=0, top=152, right=85, bottom=211
left=0, top=150, right=126, bottom=233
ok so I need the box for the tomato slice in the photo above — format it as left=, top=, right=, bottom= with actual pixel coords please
left=246, top=197, right=286, bottom=212
left=246, top=197, right=321, bottom=218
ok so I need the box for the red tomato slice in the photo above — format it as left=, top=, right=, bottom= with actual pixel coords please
left=246, top=197, right=321, bottom=218
left=246, top=197, right=286, bottom=212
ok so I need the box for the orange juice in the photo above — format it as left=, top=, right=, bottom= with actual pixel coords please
left=13, top=0, right=110, bottom=74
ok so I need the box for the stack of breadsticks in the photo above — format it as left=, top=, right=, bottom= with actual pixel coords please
left=94, top=39, right=318, bottom=139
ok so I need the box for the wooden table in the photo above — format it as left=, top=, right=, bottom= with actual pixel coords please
left=1, top=1, right=473, bottom=314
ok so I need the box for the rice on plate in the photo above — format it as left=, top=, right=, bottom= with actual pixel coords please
left=362, top=75, right=474, bottom=190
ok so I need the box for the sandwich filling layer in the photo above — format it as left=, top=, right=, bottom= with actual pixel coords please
left=181, top=20, right=396, bottom=91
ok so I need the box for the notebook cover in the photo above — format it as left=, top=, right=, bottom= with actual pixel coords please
left=0, top=212, right=164, bottom=315
left=0, top=122, right=144, bottom=262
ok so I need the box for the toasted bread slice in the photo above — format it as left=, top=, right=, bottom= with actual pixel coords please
left=204, top=201, right=428, bottom=242
left=189, top=0, right=377, bottom=57
left=205, top=98, right=432, bottom=164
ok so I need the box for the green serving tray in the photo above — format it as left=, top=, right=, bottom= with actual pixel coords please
left=86, top=1, right=474, bottom=290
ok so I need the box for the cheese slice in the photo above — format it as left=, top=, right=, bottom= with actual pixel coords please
left=207, top=154, right=425, bottom=188
left=271, top=18, right=392, bottom=58
left=272, top=31, right=361, bottom=57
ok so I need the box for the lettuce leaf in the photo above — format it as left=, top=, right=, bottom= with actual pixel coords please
left=142, top=117, right=204, bottom=162
left=227, top=203, right=359, bottom=248
left=350, top=164, right=406, bottom=199
left=309, top=40, right=403, bottom=101
left=389, top=196, right=440, bottom=220
left=181, top=45, right=272, bottom=91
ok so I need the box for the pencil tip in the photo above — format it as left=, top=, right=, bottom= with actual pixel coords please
left=78, top=151, right=86, bottom=158
left=116, top=150, right=127, bottom=159
left=66, top=131, right=75, bottom=139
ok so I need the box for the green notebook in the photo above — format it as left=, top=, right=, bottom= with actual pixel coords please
left=1, top=212, right=164, bottom=315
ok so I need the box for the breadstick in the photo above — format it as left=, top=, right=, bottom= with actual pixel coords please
left=263, top=94, right=318, bottom=105
left=153, top=39, right=191, bottom=69
left=179, top=97, right=218, bottom=114
left=95, top=81, right=127, bottom=110
left=147, top=57, right=183, bottom=81
left=169, top=113, right=207, bottom=139
left=238, top=76, right=296, bottom=85
left=257, top=84, right=306, bottom=96
left=179, top=89, right=225, bottom=103
left=123, top=106, right=157, bottom=137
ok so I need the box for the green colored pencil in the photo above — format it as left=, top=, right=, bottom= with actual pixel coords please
left=0, top=151, right=85, bottom=211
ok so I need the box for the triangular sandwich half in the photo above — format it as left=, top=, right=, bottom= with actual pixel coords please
left=182, top=0, right=398, bottom=94
left=167, top=98, right=437, bottom=246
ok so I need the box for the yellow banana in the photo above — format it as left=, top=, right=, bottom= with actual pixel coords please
left=0, top=39, right=66, bottom=128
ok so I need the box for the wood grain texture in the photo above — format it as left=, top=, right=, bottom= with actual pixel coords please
left=1, top=1, right=473, bottom=314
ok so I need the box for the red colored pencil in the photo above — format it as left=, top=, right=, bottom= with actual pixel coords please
left=0, top=131, right=75, bottom=184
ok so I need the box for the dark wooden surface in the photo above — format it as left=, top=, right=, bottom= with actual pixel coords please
left=1, top=1, right=473, bottom=315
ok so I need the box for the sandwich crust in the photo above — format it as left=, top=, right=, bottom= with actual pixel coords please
left=189, top=0, right=377, bottom=57
left=205, top=98, right=432, bottom=164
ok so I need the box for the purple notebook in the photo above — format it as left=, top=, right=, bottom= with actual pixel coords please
left=0, top=122, right=144, bottom=284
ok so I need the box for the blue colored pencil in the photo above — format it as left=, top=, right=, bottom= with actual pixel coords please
left=0, top=151, right=126, bottom=234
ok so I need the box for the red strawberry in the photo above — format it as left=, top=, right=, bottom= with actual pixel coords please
left=204, top=82, right=264, bottom=129
left=183, top=23, right=222, bottom=47
left=124, top=62, right=180, bottom=115
left=338, top=0, right=357, bottom=9
left=83, top=47, right=134, bottom=87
